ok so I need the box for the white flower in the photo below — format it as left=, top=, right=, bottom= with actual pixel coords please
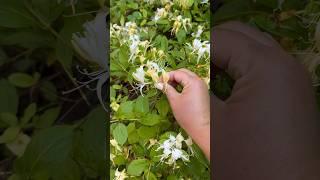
left=171, top=148, right=183, bottom=160
left=72, top=11, right=108, bottom=69
left=67, top=11, right=108, bottom=112
left=114, top=169, right=128, bottom=180
left=192, top=25, right=204, bottom=38
left=110, top=139, right=122, bottom=152
left=154, top=8, right=168, bottom=22
left=200, top=0, right=209, bottom=4
left=132, top=66, right=145, bottom=83
left=171, top=15, right=192, bottom=35
left=175, top=133, right=184, bottom=149
left=187, top=39, right=210, bottom=63
left=132, top=66, right=148, bottom=95
left=129, top=38, right=140, bottom=61
left=156, top=133, right=193, bottom=166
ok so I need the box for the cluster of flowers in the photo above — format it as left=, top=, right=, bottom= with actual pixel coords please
left=111, top=22, right=170, bottom=94
left=111, top=1, right=210, bottom=94
left=157, top=133, right=194, bottom=167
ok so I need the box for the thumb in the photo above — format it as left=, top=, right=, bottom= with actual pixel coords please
left=165, top=83, right=180, bottom=102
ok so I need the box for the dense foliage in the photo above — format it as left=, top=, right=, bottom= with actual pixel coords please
left=110, top=0, right=210, bottom=179
left=0, top=0, right=107, bottom=179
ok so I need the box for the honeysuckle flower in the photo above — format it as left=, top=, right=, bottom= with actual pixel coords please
left=132, top=66, right=149, bottom=95
left=110, top=101, right=120, bottom=112
left=125, top=22, right=138, bottom=35
left=200, top=0, right=209, bottom=4
left=187, top=38, right=210, bottom=63
left=132, top=66, right=146, bottom=84
left=153, top=8, right=168, bottom=22
left=110, top=153, right=116, bottom=165
left=171, top=15, right=192, bottom=35
left=185, top=136, right=194, bottom=155
left=66, top=11, right=108, bottom=112
left=192, top=25, right=204, bottom=38
left=161, top=0, right=172, bottom=5
left=129, top=38, right=141, bottom=61
left=157, top=133, right=192, bottom=166
left=148, top=139, right=158, bottom=149
left=110, top=139, right=122, bottom=152
left=114, top=169, right=128, bottom=180
left=175, top=133, right=184, bottom=149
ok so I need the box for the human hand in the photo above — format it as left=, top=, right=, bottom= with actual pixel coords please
left=213, top=22, right=320, bottom=180
left=164, top=68, right=210, bottom=159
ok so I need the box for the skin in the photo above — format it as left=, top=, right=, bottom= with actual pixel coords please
left=166, top=21, right=320, bottom=180
left=165, top=69, right=210, bottom=159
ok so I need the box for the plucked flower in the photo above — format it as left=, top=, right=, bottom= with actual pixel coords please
left=132, top=61, right=169, bottom=94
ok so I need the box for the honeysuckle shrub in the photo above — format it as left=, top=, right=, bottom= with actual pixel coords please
left=110, top=0, right=210, bottom=179
left=0, top=0, right=108, bottom=179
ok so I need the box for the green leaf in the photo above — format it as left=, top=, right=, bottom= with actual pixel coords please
left=137, top=126, right=158, bottom=140
left=0, top=113, right=18, bottom=126
left=0, top=79, right=19, bottom=114
left=139, top=114, right=161, bottom=126
left=15, top=126, right=80, bottom=180
left=112, top=123, right=128, bottom=145
left=155, top=95, right=169, bottom=116
left=117, top=101, right=134, bottom=118
left=6, top=133, right=30, bottom=157
left=144, top=171, right=157, bottom=180
left=176, top=29, right=186, bottom=43
left=113, top=155, right=127, bottom=166
left=40, top=80, right=58, bottom=102
left=128, top=130, right=140, bottom=144
left=55, top=16, right=89, bottom=70
left=73, top=107, right=107, bottom=178
left=35, top=107, right=61, bottom=128
left=8, top=73, right=37, bottom=88
left=134, top=96, right=149, bottom=115
left=30, top=0, right=64, bottom=23
left=0, top=126, right=20, bottom=144
left=20, top=103, right=37, bottom=126
left=127, top=159, right=149, bottom=176
left=0, top=30, right=55, bottom=49
left=127, top=122, right=136, bottom=134
left=0, top=0, right=37, bottom=28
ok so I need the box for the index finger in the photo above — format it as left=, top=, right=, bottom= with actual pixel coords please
left=167, top=69, right=194, bottom=88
